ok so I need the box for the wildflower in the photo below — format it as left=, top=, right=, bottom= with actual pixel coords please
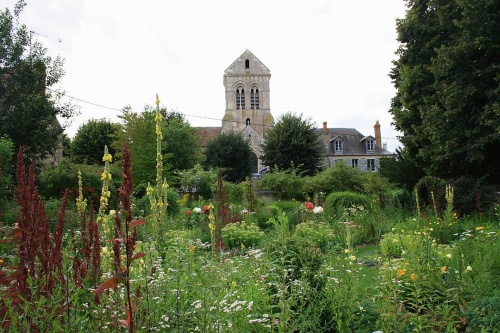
left=313, top=206, right=324, bottom=214
left=466, top=266, right=472, bottom=272
left=0, top=258, right=3, bottom=265
left=349, top=255, right=356, bottom=261
left=410, top=273, right=417, bottom=281
left=185, top=210, right=191, bottom=216
left=441, top=266, right=447, bottom=275
left=476, top=226, right=484, bottom=231
left=109, top=210, right=116, bottom=216
left=344, top=249, right=350, bottom=254
left=274, top=318, right=280, bottom=325
left=193, top=207, right=202, bottom=214
left=396, top=268, right=407, bottom=278
left=445, top=254, right=452, bottom=259
left=188, top=244, right=195, bottom=252
left=231, top=281, right=237, bottom=287
left=241, top=208, right=249, bottom=215
left=204, top=205, right=211, bottom=214
left=240, top=243, right=245, bottom=250
left=305, top=202, right=314, bottom=210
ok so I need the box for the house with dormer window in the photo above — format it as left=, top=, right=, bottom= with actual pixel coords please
left=318, top=121, right=393, bottom=172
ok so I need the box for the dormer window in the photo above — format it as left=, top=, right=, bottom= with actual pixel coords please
left=366, top=139, right=374, bottom=152
left=236, top=87, right=245, bottom=109
left=251, top=86, right=259, bottom=109
left=335, top=140, right=343, bottom=152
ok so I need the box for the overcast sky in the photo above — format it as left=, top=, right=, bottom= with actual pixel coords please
left=4, top=0, right=407, bottom=152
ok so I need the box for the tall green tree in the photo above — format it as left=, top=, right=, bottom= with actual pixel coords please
left=204, top=131, right=252, bottom=183
left=261, top=112, right=323, bottom=176
left=71, top=119, right=120, bottom=165
left=390, top=0, right=500, bottom=183
left=0, top=1, right=77, bottom=161
left=113, top=106, right=202, bottom=186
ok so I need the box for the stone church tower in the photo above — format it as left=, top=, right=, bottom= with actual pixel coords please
left=222, top=50, right=274, bottom=172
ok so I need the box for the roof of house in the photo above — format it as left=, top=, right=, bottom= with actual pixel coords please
left=316, top=128, right=393, bottom=156
left=196, top=127, right=223, bottom=148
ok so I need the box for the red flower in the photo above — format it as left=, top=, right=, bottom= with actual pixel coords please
left=305, top=202, right=314, bottom=210
left=203, top=205, right=210, bottom=214
left=185, top=210, right=191, bottom=216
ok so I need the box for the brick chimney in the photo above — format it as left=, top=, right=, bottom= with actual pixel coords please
left=374, top=120, right=381, bottom=147
left=323, top=122, right=328, bottom=134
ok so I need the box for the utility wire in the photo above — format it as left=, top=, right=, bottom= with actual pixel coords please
left=50, top=88, right=399, bottom=140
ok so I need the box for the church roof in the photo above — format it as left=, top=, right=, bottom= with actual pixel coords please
left=224, top=50, right=270, bottom=75
left=196, top=127, right=223, bottom=148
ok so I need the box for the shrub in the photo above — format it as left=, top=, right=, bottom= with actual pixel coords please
left=414, top=176, right=447, bottom=214
left=466, top=294, right=500, bottom=332
left=294, top=221, right=334, bottom=252
left=325, top=191, right=371, bottom=216
left=221, top=221, right=264, bottom=249
left=258, top=168, right=308, bottom=200
left=133, top=188, right=180, bottom=217
left=224, top=181, right=245, bottom=204
left=309, top=163, right=365, bottom=194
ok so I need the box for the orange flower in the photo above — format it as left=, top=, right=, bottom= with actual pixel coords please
left=410, top=273, right=417, bottom=281
left=305, top=202, right=314, bottom=210
left=397, top=268, right=407, bottom=278
left=188, top=244, right=195, bottom=252
left=475, top=226, right=484, bottom=231
left=441, top=266, right=447, bottom=275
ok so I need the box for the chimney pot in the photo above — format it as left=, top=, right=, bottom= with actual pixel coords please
left=323, top=122, right=327, bottom=134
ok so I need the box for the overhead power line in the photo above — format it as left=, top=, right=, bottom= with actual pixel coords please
left=50, top=88, right=399, bottom=140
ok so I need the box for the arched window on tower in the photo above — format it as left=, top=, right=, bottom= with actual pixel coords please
left=251, top=86, right=260, bottom=109
left=245, top=59, right=249, bottom=69
left=236, top=87, right=245, bottom=109
left=246, top=118, right=250, bottom=126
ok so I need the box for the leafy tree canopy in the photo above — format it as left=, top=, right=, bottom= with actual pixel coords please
left=261, top=112, right=323, bottom=176
left=389, top=0, right=500, bottom=183
left=71, top=119, right=120, bottom=165
left=0, top=1, right=78, bottom=161
left=203, top=131, right=252, bottom=183
left=113, top=106, right=203, bottom=186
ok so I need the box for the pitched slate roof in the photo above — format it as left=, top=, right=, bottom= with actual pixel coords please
left=316, top=128, right=393, bottom=156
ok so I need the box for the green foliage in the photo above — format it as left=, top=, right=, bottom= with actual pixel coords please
left=113, top=106, right=167, bottom=186
left=178, top=164, right=217, bottom=200
left=221, top=221, right=264, bottom=249
left=261, top=112, right=323, bottom=176
left=37, top=162, right=120, bottom=208
left=309, top=163, right=365, bottom=194
left=379, top=150, right=424, bottom=190
left=414, top=176, right=447, bottom=214
left=324, top=191, right=371, bottom=216
left=294, top=221, right=334, bottom=252
left=389, top=0, right=500, bottom=183
left=70, top=119, right=119, bottom=165
left=466, top=294, right=500, bottom=333
left=162, top=112, right=204, bottom=172
left=258, top=167, right=307, bottom=200
left=133, top=187, right=180, bottom=217
left=224, top=181, right=245, bottom=204
left=0, top=136, right=14, bottom=207
left=0, top=2, right=77, bottom=162
left=203, top=131, right=253, bottom=182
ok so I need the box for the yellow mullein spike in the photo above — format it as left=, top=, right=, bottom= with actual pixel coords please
left=156, top=94, right=160, bottom=106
